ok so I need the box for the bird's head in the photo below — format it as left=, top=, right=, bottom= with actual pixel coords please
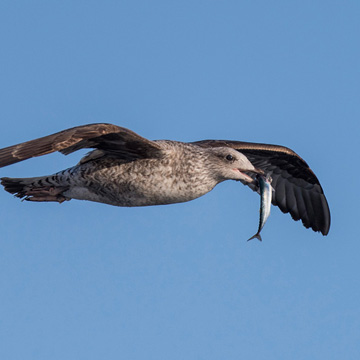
left=207, top=147, right=261, bottom=183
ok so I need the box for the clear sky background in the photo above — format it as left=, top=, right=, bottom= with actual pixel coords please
left=0, top=1, right=359, bottom=359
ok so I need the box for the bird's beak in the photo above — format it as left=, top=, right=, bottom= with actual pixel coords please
left=238, top=168, right=264, bottom=183
left=251, top=168, right=265, bottom=175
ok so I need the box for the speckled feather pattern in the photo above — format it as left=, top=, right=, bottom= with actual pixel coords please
left=48, top=142, right=246, bottom=206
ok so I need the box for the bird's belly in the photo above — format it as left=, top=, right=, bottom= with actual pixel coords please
left=65, top=173, right=217, bottom=207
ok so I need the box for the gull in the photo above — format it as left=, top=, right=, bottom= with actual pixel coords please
left=0, top=123, right=330, bottom=235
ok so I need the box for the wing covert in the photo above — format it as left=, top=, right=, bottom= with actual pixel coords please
left=0, top=123, right=163, bottom=168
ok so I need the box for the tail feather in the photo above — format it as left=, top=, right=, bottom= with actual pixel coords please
left=1, top=176, right=70, bottom=203
left=1, top=177, right=40, bottom=197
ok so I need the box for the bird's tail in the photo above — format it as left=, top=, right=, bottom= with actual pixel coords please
left=1, top=176, right=70, bottom=203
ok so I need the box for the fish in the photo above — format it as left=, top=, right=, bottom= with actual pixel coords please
left=248, top=174, right=273, bottom=242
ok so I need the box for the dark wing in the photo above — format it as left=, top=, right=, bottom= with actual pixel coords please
left=0, top=123, right=163, bottom=168
left=192, top=140, right=330, bottom=235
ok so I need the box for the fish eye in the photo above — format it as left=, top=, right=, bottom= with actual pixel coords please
left=226, top=154, right=234, bottom=161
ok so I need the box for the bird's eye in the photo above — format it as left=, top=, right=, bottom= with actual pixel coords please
left=226, top=154, right=234, bottom=161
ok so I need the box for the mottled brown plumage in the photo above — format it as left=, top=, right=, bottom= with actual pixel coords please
left=0, top=123, right=330, bottom=235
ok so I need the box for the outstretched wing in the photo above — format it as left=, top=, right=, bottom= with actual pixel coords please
left=192, top=140, right=331, bottom=236
left=0, top=123, right=163, bottom=168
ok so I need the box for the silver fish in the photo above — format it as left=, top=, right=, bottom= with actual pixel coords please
left=248, top=174, right=273, bottom=242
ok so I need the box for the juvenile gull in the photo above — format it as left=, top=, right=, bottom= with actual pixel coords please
left=0, top=123, right=330, bottom=235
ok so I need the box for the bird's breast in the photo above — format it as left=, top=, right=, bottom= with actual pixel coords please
left=67, top=157, right=219, bottom=207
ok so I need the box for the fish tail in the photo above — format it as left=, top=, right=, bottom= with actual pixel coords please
left=247, top=233, right=262, bottom=242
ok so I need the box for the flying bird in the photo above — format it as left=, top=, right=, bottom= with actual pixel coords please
left=0, top=123, right=330, bottom=235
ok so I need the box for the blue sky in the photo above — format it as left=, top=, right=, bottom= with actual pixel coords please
left=0, top=1, right=359, bottom=359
